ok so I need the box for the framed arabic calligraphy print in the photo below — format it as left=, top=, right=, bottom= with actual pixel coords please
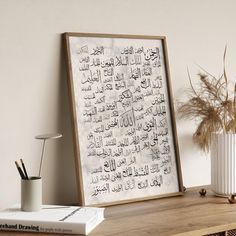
left=64, top=32, right=183, bottom=206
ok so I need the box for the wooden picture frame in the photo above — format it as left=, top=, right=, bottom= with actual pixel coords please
left=64, top=32, right=183, bottom=206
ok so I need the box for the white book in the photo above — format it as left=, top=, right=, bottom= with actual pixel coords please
left=0, top=205, right=104, bottom=235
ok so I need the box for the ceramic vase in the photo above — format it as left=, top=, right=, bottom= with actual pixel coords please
left=211, top=133, right=236, bottom=196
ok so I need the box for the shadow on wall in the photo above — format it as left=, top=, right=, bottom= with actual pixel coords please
left=178, top=133, right=195, bottom=157
left=49, top=35, right=78, bottom=205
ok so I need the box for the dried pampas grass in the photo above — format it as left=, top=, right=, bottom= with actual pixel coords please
left=178, top=49, right=236, bottom=152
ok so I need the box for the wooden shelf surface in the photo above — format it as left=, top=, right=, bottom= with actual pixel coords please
left=1, top=188, right=236, bottom=236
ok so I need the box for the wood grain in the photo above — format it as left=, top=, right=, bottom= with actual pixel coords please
left=1, top=187, right=236, bottom=235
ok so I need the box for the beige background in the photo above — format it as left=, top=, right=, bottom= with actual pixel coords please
left=1, top=0, right=236, bottom=209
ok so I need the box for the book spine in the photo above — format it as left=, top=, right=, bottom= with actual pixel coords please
left=0, top=219, right=85, bottom=235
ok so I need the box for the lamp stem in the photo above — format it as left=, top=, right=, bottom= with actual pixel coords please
left=38, top=139, right=46, bottom=177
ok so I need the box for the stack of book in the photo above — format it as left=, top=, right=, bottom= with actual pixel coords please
left=0, top=205, right=104, bottom=235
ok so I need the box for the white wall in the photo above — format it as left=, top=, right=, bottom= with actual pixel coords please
left=1, top=0, right=236, bottom=209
